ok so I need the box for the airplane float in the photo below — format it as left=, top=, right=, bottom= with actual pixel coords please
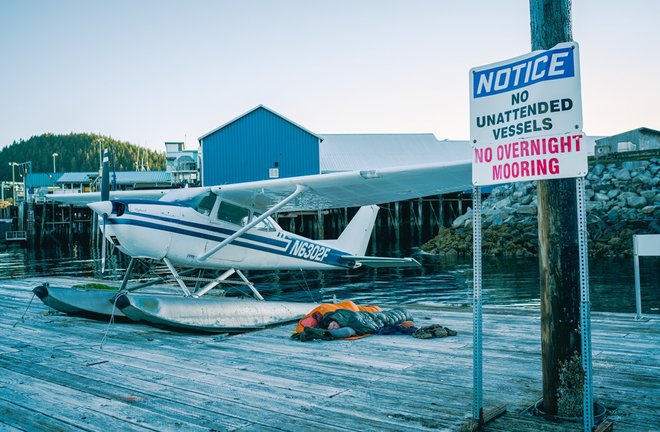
left=34, top=150, right=471, bottom=332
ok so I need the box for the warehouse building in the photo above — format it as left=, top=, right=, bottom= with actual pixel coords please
left=594, top=127, right=660, bottom=156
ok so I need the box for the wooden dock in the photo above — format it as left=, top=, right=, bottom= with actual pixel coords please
left=0, top=278, right=657, bottom=431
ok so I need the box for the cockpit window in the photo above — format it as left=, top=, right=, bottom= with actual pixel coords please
left=196, top=194, right=217, bottom=215
left=253, top=213, right=276, bottom=232
left=178, top=192, right=216, bottom=216
left=217, top=201, right=250, bottom=226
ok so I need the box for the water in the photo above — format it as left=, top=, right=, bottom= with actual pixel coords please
left=0, top=239, right=658, bottom=314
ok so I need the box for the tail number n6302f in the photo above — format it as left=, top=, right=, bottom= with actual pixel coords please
left=288, top=240, right=330, bottom=262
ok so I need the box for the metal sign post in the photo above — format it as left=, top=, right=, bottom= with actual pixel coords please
left=577, top=177, right=594, bottom=430
left=472, top=185, right=483, bottom=423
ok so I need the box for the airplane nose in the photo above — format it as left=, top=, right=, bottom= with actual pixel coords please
left=87, top=201, right=114, bottom=216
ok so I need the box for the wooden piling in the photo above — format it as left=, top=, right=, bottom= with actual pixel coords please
left=68, top=204, right=74, bottom=245
left=530, top=0, right=582, bottom=417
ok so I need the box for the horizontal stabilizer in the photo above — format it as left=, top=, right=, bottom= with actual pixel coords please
left=340, top=255, right=421, bottom=268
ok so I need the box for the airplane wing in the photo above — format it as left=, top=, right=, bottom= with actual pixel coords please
left=47, top=189, right=171, bottom=206
left=211, top=160, right=472, bottom=213
left=47, top=159, right=472, bottom=211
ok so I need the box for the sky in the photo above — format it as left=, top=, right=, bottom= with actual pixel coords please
left=0, top=0, right=658, bottom=153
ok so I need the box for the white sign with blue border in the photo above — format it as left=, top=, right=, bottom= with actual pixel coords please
left=469, top=41, right=585, bottom=186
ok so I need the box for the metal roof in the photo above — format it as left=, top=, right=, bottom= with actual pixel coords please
left=57, top=172, right=97, bottom=184
left=318, top=134, right=470, bottom=172
left=112, top=171, right=171, bottom=185
left=198, top=105, right=323, bottom=142
left=55, top=171, right=171, bottom=186
left=26, top=173, right=61, bottom=188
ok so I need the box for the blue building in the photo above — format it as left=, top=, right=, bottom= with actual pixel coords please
left=198, top=105, right=322, bottom=186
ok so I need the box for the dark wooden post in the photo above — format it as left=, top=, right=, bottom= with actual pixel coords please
left=68, top=204, right=74, bottom=246
left=530, top=0, right=583, bottom=417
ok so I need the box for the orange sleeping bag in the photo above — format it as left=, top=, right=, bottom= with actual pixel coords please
left=294, top=300, right=382, bottom=334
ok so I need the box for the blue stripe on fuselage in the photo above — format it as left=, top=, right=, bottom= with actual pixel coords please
left=115, top=199, right=187, bottom=207
left=124, top=211, right=288, bottom=249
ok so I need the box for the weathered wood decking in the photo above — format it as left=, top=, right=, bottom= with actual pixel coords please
left=0, top=277, right=657, bottom=431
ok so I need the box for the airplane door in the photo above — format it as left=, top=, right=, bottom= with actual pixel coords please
left=207, top=200, right=248, bottom=264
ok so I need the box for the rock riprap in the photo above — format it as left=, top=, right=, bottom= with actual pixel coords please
left=422, top=157, right=660, bottom=257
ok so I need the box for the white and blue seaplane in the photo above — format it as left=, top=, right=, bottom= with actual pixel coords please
left=35, top=150, right=471, bottom=332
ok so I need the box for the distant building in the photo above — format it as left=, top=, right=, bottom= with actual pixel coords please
left=165, top=142, right=200, bottom=186
left=99, top=171, right=172, bottom=190
left=594, top=127, right=660, bottom=156
left=319, top=134, right=469, bottom=173
left=26, top=170, right=173, bottom=203
left=55, top=172, right=96, bottom=193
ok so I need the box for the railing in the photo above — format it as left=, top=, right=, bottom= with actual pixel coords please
left=5, top=231, right=27, bottom=241
left=633, top=234, right=660, bottom=320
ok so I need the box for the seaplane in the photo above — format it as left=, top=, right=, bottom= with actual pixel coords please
left=34, top=149, right=471, bottom=332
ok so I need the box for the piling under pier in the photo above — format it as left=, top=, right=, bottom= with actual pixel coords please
left=0, top=278, right=657, bottom=431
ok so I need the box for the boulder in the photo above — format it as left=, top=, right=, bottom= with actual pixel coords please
left=619, top=191, right=638, bottom=200
left=606, top=209, right=619, bottom=222
left=493, top=197, right=512, bottom=209
left=516, top=204, right=537, bottom=215
left=594, top=192, right=610, bottom=202
left=640, top=190, right=657, bottom=201
left=626, top=196, right=648, bottom=209
left=592, top=164, right=605, bottom=176
left=633, top=173, right=652, bottom=185
left=587, top=201, right=604, bottom=212
left=641, top=205, right=657, bottom=215
left=520, top=194, right=534, bottom=205
left=452, top=208, right=473, bottom=228
left=614, top=169, right=631, bottom=181
left=607, top=189, right=621, bottom=199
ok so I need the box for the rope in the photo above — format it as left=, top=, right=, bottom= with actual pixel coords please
left=100, top=291, right=124, bottom=349
left=297, top=269, right=319, bottom=303
left=13, top=293, right=36, bottom=328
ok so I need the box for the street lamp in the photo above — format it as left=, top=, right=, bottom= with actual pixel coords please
left=8, top=162, right=16, bottom=202
left=52, top=152, right=59, bottom=173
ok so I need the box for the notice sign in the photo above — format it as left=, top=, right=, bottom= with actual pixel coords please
left=469, top=42, right=586, bottom=186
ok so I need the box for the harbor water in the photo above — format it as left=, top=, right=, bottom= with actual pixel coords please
left=0, top=238, right=657, bottom=315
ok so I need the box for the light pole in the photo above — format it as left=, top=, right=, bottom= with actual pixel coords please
left=8, top=162, right=16, bottom=202
left=52, top=152, right=59, bottom=173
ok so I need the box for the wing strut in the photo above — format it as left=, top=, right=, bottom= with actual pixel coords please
left=197, top=184, right=308, bottom=262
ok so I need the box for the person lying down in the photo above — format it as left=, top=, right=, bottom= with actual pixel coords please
left=291, top=300, right=457, bottom=342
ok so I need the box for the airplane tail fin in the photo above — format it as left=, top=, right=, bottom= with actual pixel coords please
left=323, top=205, right=379, bottom=256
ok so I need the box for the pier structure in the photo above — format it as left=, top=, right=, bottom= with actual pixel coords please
left=0, top=278, right=657, bottom=431
left=277, top=191, right=471, bottom=252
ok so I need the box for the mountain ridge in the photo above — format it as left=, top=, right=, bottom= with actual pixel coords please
left=0, top=133, right=165, bottom=181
